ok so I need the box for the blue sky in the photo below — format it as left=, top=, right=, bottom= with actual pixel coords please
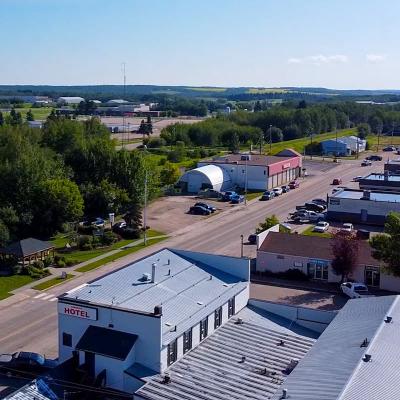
left=1, top=0, right=399, bottom=89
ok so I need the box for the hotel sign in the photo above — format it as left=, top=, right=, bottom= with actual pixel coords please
left=59, top=303, right=98, bottom=320
left=282, top=162, right=291, bottom=169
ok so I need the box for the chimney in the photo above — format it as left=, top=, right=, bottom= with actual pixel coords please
left=151, top=262, right=157, bottom=283
left=281, top=389, right=288, bottom=399
left=154, top=305, right=163, bottom=316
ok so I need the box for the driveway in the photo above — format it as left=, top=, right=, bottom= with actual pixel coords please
left=250, top=283, right=347, bottom=311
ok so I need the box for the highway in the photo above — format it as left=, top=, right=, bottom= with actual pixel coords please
left=0, top=156, right=386, bottom=359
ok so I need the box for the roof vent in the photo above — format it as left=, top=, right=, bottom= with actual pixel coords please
left=235, top=318, right=244, bottom=325
left=360, top=338, right=369, bottom=348
left=209, top=275, right=213, bottom=280
left=281, top=389, right=288, bottom=399
left=363, top=354, right=372, bottom=362
left=197, top=301, right=204, bottom=305
left=162, top=373, right=171, bottom=384
left=141, top=273, right=151, bottom=282
left=385, top=316, right=393, bottom=323
left=277, top=340, right=285, bottom=347
left=241, top=154, right=251, bottom=161
left=239, top=356, right=246, bottom=363
left=362, top=190, right=371, bottom=200
left=154, top=305, right=163, bottom=316
left=167, top=258, right=170, bottom=265
left=151, top=262, right=157, bottom=283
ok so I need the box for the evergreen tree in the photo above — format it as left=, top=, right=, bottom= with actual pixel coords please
left=0, top=111, right=4, bottom=126
left=26, top=109, right=35, bottom=122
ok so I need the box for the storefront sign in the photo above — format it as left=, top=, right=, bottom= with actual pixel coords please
left=59, top=303, right=98, bottom=320
left=282, top=162, right=291, bottom=169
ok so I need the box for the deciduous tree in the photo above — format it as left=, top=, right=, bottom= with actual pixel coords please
left=331, top=230, right=359, bottom=282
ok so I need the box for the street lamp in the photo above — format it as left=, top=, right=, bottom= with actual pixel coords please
left=244, top=157, right=248, bottom=206
left=269, top=124, right=272, bottom=154
left=240, top=234, right=244, bottom=258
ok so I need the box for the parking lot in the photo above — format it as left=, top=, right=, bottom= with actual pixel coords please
left=146, top=196, right=235, bottom=234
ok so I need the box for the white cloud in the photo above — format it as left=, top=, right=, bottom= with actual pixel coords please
left=288, top=54, right=348, bottom=65
left=288, top=58, right=302, bottom=64
left=366, top=54, right=386, bottom=63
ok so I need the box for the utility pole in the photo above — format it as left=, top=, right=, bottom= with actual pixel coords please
left=244, top=157, right=248, bottom=205
left=269, top=124, right=272, bottom=154
left=259, top=131, right=263, bottom=154
left=335, top=126, right=338, bottom=159
left=143, top=169, right=148, bottom=246
left=392, top=121, right=395, bottom=146
left=240, top=234, right=244, bottom=258
left=121, top=62, right=126, bottom=147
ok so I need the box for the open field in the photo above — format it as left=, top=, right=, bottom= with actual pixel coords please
left=187, top=87, right=227, bottom=92
left=367, top=133, right=400, bottom=150
left=10, top=107, right=53, bottom=120
left=265, top=128, right=357, bottom=154
left=247, top=88, right=289, bottom=94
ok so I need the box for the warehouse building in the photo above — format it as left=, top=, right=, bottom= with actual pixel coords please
left=320, top=135, right=366, bottom=156
left=178, top=149, right=302, bottom=193
left=56, top=96, right=85, bottom=105
left=359, top=172, right=400, bottom=192
left=256, top=231, right=400, bottom=291
left=327, top=188, right=400, bottom=225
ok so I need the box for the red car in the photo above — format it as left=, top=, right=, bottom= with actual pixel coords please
left=332, top=178, right=342, bottom=185
left=289, top=180, right=299, bottom=189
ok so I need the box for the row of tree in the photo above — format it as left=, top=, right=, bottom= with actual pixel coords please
left=0, top=116, right=148, bottom=244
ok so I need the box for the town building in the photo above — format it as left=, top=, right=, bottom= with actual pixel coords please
left=358, top=172, right=400, bottom=192
left=327, top=188, right=400, bottom=225
left=56, top=96, right=85, bottom=105
left=57, top=248, right=251, bottom=393
left=320, top=136, right=366, bottom=156
left=384, top=158, right=400, bottom=174
left=256, top=231, right=400, bottom=291
left=178, top=149, right=302, bottom=193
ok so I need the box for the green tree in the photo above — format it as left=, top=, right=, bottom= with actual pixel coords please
left=0, top=220, right=9, bottom=247
left=26, top=109, right=35, bottom=122
left=254, top=101, right=262, bottom=112
left=35, top=178, right=84, bottom=235
left=370, top=212, right=400, bottom=276
left=357, top=123, right=371, bottom=139
left=331, top=230, right=359, bottom=282
left=256, top=215, right=279, bottom=234
left=160, top=162, right=180, bottom=186
left=0, top=111, right=4, bottom=126
left=9, top=108, right=22, bottom=126
left=368, top=116, right=383, bottom=134
left=229, top=132, right=240, bottom=153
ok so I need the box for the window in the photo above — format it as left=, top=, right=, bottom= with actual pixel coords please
left=200, top=317, right=208, bottom=341
left=277, top=255, right=285, bottom=259
left=307, top=260, right=328, bottom=280
left=228, top=297, right=235, bottom=318
left=214, top=307, right=222, bottom=329
left=167, top=339, right=177, bottom=366
left=264, top=170, right=266, bottom=175
left=63, top=333, right=72, bottom=347
left=183, top=328, right=192, bottom=354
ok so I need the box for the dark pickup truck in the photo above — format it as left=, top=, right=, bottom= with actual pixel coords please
left=0, top=352, right=57, bottom=376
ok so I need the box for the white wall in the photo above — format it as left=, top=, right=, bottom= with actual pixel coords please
left=328, top=196, right=400, bottom=216
left=58, top=302, right=162, bottom=373
left=159, top=287, right=249, bottom=371
left=256, top=224, right=280, bottom=249
left=172, top=249, right=250, bottom=280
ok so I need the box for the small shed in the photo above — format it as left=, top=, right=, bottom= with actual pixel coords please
left=0, top=238, right=55, bottom=266
left=178, top=165, right=232, bottom=193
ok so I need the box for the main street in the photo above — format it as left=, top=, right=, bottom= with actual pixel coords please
left=0, top=156, right=386, bottom=358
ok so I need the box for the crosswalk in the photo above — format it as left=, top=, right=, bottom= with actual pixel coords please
left=33, top=292, right=58, bottom=302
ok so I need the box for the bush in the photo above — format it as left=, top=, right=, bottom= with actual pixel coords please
left=56, top=260, right=66, bottom=268
left=78, top=235, right=93, bottom=250
left=119, top=227, right=141, bottom=239
left=260, top=268, right=309, bottom=281
left=43, top=256, right=54, bottom=268
left=32, top=260, right=44, bottom=270
left=77, top=225, right=94, bottom=235
left=102, top=231, right=118, bottom=246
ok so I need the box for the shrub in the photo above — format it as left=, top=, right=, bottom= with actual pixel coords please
left=120, top=227, right=141, bottom=239
left=56, top=260, right=66, bottom=268
left=78, top=235, right=93, bottom=250
left=102, top=231, right=118, bottom=246
left=77, top=225, right=93, bottom=235
left=32, top=260, right=44, bottom=270
left=260, top=268, right=309, bottom=281
left=43, top=256, right=54, bottom=268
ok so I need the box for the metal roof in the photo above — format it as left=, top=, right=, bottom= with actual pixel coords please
left=270, top=295, right=398, bottom=400
left=333, top=189, right=400, bottom=202
left=362, top=173, right=400, bottom=182
left=136, top=306, right=316, bottom=400
left=3, top=379, right=57, bottom=400
left=0, top=238, right=54, bottom=258
left=180, top=164, right=231, bottom=186
left=60, top=249, right=248, bottom=342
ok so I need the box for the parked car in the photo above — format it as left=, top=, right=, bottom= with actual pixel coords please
left=273, top=187, right=283, bottom=196
left=194, top=202, right=216, bottom=213
left=112, top=221, right=126, bottom=233
left=230, top=194, right=245, bottom=204
left=313, top=221, right=330, bottom=232
left=281, top=185, right=291, bottom=193
left=289, top=180, right=300, bottom=189
left=304, top=202, right=326, bottom=212
left=221, top=191, right=237, bottom=201
left=353, top=176, right=363, bottom=182
left=332, top=188, right=340, bottom=194
left=311, top=198, right=327, bottom=206
left=340, top=282, right=371, bottom=299
left=189, top=205, right=211, bottom=215
left=342, top=222, right=354, bottom=232
left=332, top=178, right=342, bottom=185
left=307, top=211, right=326, bottom=222
left=383, top=146, right=396, bottom=152
left=366, top=155, right=382, bottom=161
left=292, top=210, right=325, bottom=223
left=248, top=234, right=257, bottom=244
left=0, top=352, right=57, bottom=376
left=361, top=159, right=372, bottom=166
left=92, top=217, right=105, bottom=228
left=261, top=190, right=275, bottom=201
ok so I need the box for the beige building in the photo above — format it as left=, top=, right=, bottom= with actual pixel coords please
left=256, top=232, right=400, bottom=292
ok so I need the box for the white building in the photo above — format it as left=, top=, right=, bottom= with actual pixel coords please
left=178, top=149, right=302, bottom=193
left=56, top=96, right=85, bottom=105
left=58, top=248, right=251, bottom=393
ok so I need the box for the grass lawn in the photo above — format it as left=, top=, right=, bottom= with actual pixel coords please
left=76, top=236, right=168, bottom=273
left=302, top=225, right=332, bottom=238
left=32, top=274, right=75, bottom=291
left=10, top=107, right=53, bottom=120
left=366, top=134, right=400, bottom=150
left=244, top=191, right=264, bottom=201
left=265, top=128, right=356, bottom=155
left=0, top=275, right=37, bottom=300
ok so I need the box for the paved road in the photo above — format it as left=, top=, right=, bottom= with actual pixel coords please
left=0, top=156, right=386, bottom=358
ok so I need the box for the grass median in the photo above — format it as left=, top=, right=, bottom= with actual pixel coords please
left=302, top=225, right=332, bottom=238
left=0, top=275, right=38, bottom=300
left=76, top=236, right=168, bottom=273
left=33, top=274, right=75, bottom=291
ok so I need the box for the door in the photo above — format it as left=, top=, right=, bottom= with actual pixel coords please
left=84, top=352, right=95, bottom=377
left=361, top=209, right=368, bottom=223
left=365, top=266, right=380, bottom=287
